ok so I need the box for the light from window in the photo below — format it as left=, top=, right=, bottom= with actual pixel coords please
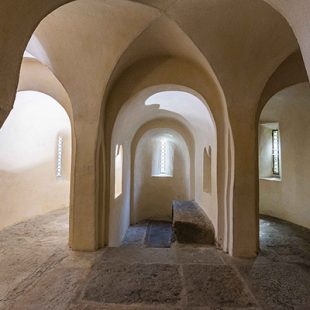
left=272, top=129, right=280, bottom=175
left=152, top=138, right=173, bottom=177
left=203, top=146, right=212, bottom=193
left=115, top=144, right=123, bottom=198
left=160, top=139, right=167, bottom=175
left=56, top=136, right=63, bottom=177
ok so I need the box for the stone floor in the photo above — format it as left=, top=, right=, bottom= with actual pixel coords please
left=0, top=208, right=309, bottom=309
left=121, top=221, right=172, bottom=248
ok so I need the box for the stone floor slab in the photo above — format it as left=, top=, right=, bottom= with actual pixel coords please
left=175, top=247, right=224, bottom=265
left=145, top=221, right=172, bottom=248
left=5, top=267, right=87, bottom=310
left=182, top=264, right=256, bottom=308
left=0, top=209, right=309, bottom=310
left=237, top=262, right=310, bottom=309
left=83, top=263, right=183, bottom=306
left=94, top=247, right=176, bottom=266
left=121, top=223, right=148, bottom=248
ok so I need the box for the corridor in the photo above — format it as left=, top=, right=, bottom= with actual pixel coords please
left=0, top=208, right=309, bottom=309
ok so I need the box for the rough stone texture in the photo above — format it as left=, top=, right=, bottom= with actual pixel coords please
left=183, top=264, right=256, bottom=308
left=0, top=209, right=309, bottom=309
left=223, top=216, right=310, bottom=310
left=172, top=200, right=215, bottom=244
left=121, top=222, right=148, bottom=248
left=237, top=263, right=310, bottom=309
left=145, top=221, right=172, bottom=248
left=0, top=208, right=100, bottom=310
left=122, top=220, right=172, bottom=248
left=83, top=264, right=182, bottom=305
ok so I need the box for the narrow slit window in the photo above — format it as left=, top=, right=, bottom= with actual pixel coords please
left=152, top=138, right=173, bottom=177
left=272, top=129, right=280, bottom=176
left=114, top=144, right=123, bottom=199
left=160, top=139, right=167, bottom=175
left=56, top=136, right=63, bottom=177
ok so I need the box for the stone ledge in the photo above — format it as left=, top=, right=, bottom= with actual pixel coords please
left=172, top=200, right=215, bottom=245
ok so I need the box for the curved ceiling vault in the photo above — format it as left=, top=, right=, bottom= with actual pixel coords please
left=112, top=87, right=216, bottom=150
left=20, top=0, right=299, bottom=122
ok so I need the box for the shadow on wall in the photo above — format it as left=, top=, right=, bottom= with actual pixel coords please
left=0, top=91, right=71, bottom=230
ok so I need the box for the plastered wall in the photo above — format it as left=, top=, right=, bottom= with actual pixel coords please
left=259, top=83, right=310, bottom=228
left=133, top=129, right=190, bottom=222
left=0, top=91, right=71, bottom=230
left=108, top=87, right=217, bottom=246
left=1, top=0, right=308, bottom=256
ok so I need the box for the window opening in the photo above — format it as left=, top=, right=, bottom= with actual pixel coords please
left=115, top=144, right=123, bottom=198
left=56, top=136, right=63, bottom=177
left=152, top=138, right=173, bottom=177
left=272, top=129, right=280, bottom=176
left=160, top=139, right=167, bottom=175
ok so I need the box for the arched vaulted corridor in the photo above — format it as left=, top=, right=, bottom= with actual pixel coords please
left=0, top=1, right=309, bottom=309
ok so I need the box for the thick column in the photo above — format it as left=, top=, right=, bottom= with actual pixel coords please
left=229, top=107, right=259, bottom=257
left=69, top=122, right=99, bottom=251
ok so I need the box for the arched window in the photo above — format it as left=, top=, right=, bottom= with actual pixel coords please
left=259, top=122, right=281, bottom=180
left=114, top=144, right=123, bottom=198
left=203, top=146, right=212, bottom=193
left=152, top=138, right=174, bottom=177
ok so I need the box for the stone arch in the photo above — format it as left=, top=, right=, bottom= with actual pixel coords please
left=103, top=64, right=233, bottom=252
left=5, top=53, right=77, bottom=246
left=257, top=51, right=309, bottom=120
left=263, top=0, right=310, bottom=78
left=0, top=90, right=72, bottom=230
left=130, top=118, right=195, bottom=227
left=258, top=82, right=310, bottom=229
left=255, top=50, right=309, bottom=245
left=0, top=0, right=76, bottom=126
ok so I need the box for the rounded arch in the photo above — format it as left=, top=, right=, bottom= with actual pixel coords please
left=10, top=54, right=76, bottom=246
left=0, top=90, right=72, bottom=230
left=130, top=118, right=195, bottom=226
left=0, top=0, right=76, bottom=126
left=257, top=50, right=309, bottom=121
left=18, top=57, right=74, bottom=123
left=255, top=49, right=309, bottom=250
left=132, top=127, right=191, bottom=224
left=263, top=0, right=310, bottom=78
left=258, top=82, right=310, bottom=230
left=104, top=69, right=232, bottom=252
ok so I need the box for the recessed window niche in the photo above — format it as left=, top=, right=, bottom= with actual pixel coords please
left=203, top=146, right=212, bottom=193
left=152, top=136, right=174, bottom=177
left=114, top=144, right=123, bottom=198
left=259, top=122, right=281, bottom=181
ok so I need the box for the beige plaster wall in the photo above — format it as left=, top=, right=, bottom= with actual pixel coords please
left=0, top=91, right=71, bottom=230
left=104, top=58, right=230, bottom=252
left=0, top=0, right=305, bottom=257
left=259, top=83, right=310, bottom=229
left=108, top=85, right=217, bottom=246
left=133, top=129, right=190, bottom=222
left=108, top=116, right=195, bottom=247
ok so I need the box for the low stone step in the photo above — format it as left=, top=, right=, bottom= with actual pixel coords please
left=172, top=200, right=215, bottom=245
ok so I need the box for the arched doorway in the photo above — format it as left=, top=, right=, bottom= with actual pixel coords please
left=0, top=91, right=72, bottom=232
left=258, top=83, right=310, bottom=228
left=133, top=128, right=191, bottom=222
left=107, top=86, right=220, bottom=248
